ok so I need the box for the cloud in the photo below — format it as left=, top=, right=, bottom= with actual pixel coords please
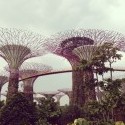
left=0, top=0, right=124, bottom=36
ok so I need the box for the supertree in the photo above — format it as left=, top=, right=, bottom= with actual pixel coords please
left=45, top=29, right=125, bottom=106
left=54, top=92, right=65, bottom=105
left=73, top=45, right=99, bottom=103
left=39, top=91, right=59, bottom=99
left=0, top=28, right=46, bottom=100
left=58, top=88, right=72, bottom=105
left=19, top=62, right=52, bottom=101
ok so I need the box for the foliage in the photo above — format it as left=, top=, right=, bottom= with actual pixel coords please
left=83, top=78, right=125, bottom=123
left=93, top=42, right=122, bottom=79
left=74, top=118, right=89, bottom=125
left=0, top=92, right=38, bottom=125
left=37, top=97, right=62, bottom=125
left=68, top=118, right=116, bottom=125
left=115, top=121, right=125, bottom=125
left=94, top=43, right=121, bottom=63
left=0, top=100, right=4, bottom=109
left=77, top=43, right=121, bottom=73
left=36, top=119, right=50, bottom=125
left=59, top=42, right=124, bottom=124
left=58, top=105, right=86, bottom=125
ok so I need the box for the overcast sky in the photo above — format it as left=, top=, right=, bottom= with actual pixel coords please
left=1, top=0, right=125, bottom=105
left=0, top=0, right=125, bottom=35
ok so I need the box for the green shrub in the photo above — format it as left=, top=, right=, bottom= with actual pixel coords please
left=0, top=92, right=38, bottom=125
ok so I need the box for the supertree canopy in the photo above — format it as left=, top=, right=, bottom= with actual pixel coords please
left=46, top=29, right=125, bottom=63
left=39, top=91, right=59, bottom=99
left=19, top=62, right=52, bottom=101
left=46, top=29, right=125, bottom=106
left=73, top=45, right=98, bottom=62
left=58, top=88, right=72, bottom=105
left=0, top=28, right=46, bottom=100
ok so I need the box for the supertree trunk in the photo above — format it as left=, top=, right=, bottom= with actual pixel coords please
left=72, top=68, right=96, bottom=107
left=83, top=69, right=96, bottom=100
left=7, top=68, right=19, bottom=100
left=72, top=69, right=85, bottom=106
left=23, top=78, right=36, bottom=102
left=72, top=45, right=99, bottom=106
left=24, top=86, right=33, bottom=102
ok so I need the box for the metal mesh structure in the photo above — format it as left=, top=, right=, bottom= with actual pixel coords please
left=19, top=62, right=52, bottom=101
left=58, top=88, right=72, bottom=105
left=0, top=28, right=46, bottom=100
left=45, top=29, right=125, bottom=106
left=73, top=45, right=98, bottom=61
left=39, top=91, right=59, bottom=99
left=45, top=29, right=125, bottom=65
